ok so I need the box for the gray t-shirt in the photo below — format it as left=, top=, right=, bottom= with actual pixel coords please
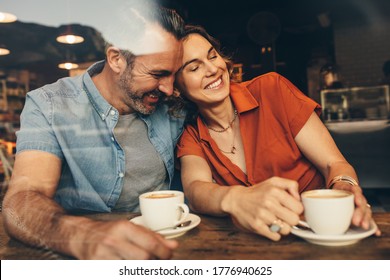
left=113, top=113, right=168, bottom=212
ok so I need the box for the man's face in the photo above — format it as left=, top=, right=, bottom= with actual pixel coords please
left=118, top=25, right=183, bottom=115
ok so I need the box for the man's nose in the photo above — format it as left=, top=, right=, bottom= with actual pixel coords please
left=158, top=76, right=175, bottom=96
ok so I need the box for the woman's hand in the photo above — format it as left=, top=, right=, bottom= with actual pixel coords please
left=221, top=176, right=304, bottom=241
left=333, top=182, right=381, bottom=236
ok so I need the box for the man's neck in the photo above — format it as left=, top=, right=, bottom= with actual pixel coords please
left=91, top=64, right=134, bottom=115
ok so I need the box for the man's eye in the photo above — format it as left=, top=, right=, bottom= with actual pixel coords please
left=149, top=74, right=160, bottom=79
left=151, top=71, right=170, bottom=79
left=210, top=55, right=217, bottom=60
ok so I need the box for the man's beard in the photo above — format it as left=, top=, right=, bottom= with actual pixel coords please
left=118, top=70, right=162, bottom=115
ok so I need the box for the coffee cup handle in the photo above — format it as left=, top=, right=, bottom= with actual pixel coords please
left=175, top=203, right=190, bottom=225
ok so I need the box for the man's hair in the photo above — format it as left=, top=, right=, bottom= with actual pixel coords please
left=106, top=1, right=185, bottom=66
left=149, top=6, right=185, bottom=41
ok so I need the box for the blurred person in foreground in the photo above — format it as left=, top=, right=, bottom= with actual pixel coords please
left=3, top=1, right=186, bottom=259
left=174, top=25, right=380, bottom=241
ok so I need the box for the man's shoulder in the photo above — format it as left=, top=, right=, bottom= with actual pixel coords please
left=44, top=75, right=84, bottom=98
left=28, top=75, right=84, bottom=100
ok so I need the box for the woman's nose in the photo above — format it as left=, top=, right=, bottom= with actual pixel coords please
left=205, top=61, right=218, bottom=76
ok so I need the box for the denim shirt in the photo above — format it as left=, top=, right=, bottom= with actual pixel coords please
left=16, top=61, right=185, bottom=212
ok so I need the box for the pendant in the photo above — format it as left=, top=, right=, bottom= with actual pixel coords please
left=231, top=146, right=236, bottom=154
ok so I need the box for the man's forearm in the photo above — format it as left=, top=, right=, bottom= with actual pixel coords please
left=2, top=190, right=92, bottom=258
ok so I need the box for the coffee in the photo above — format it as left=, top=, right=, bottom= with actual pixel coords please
left=304, top=192, right=349, bottom=199
left=146, top=193, right=176, bottom=199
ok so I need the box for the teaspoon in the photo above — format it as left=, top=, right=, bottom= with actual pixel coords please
left=156, top=220, right=192, bottom=232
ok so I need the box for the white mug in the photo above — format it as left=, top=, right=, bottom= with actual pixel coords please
left=139, top=190, right=189, bottom=231
left=301, top=189, right=354, bottom=235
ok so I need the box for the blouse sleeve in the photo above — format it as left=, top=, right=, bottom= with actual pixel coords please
left=277, top=74, right=321, bottom=137
left=176, top=125, right=207, bottom=159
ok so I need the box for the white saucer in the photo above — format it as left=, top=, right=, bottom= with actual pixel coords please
left=130, top=213, right=201, bottom=239
left=291, top=220, right=377, bottom=246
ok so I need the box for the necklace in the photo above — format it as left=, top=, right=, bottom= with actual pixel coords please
left=205, top=109, right=238, bottom=154
left=206, top=109, right=238, bottom=133
left=218, top=130, right=237, bottom=154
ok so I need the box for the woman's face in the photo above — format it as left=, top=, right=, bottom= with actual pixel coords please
left=176, top=34, right=230, bottom=107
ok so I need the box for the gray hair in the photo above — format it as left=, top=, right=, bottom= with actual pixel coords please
left=105, top=0, right=185, bottom=65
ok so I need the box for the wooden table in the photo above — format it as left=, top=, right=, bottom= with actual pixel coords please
left=0, top=212, right=389, bottom=260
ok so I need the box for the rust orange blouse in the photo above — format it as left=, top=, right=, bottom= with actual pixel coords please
left=177, top=72, right=325, bottom=192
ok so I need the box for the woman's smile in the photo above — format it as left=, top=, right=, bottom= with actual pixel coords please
left=204, top=77, right=223, bottom=90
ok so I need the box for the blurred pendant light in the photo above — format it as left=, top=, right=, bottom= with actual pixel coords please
left=0, top=10, right=16, bottom=55
left=56, top=0, right=82, bottom=71
left=56, top=0, right=84, bottom=45
left=0, top=44, right=10, bottom=56
left=0, top=11, right=17, bottom=23
left=56, top=25, right=84, bottom=44
left=0, top=48, right=10, bottom=56
left=58, top=49, right=79, bottom=70
left=58, top=62, right=79, bottom=70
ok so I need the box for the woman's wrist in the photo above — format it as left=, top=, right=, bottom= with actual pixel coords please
left=220, top=185, right=242, bottom=214
left=328, top=175, right=359, bottom=189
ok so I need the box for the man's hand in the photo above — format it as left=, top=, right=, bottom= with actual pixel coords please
left=72, top=219, right=178, bottom=260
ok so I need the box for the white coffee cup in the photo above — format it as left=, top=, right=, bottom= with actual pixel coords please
left=301, top=189, right=354, bottom=235
left=139, top=190, right=189, bottom=231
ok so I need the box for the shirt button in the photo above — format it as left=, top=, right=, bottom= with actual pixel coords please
left=110, top=110, right=116, bottom=116
left=119, top=172, right=124, bottom=178
left=111, top=137, right=115, bottom=142
left=101, top=113, right=105, bottom=118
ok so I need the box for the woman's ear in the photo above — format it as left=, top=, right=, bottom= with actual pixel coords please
left=106, top=46, right=125, bottom=74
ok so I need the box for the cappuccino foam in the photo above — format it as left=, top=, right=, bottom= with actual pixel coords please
left=145, top=193, right=176, bottom=199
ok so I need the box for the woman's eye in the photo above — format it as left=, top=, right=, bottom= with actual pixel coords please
left=210, top=55, right=217, bottom=60
left=190, top=66, right=199, bottom=72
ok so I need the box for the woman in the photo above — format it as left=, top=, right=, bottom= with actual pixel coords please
left=174, top=25, right=379, bottom=241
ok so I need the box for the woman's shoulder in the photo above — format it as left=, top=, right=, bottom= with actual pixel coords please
left=236, top=72, right=289, bottom=99
left=183, top=121, right=201, bottom=136
left=242, top=72, right=304, bottom=96
left=242, top=72, right=287, bottom=87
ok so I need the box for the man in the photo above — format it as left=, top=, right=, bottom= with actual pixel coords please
left=3, top=2, right=185, bottom=259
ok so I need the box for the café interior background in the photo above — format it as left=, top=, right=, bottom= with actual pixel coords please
left=1, top=0, right=390, bottom=198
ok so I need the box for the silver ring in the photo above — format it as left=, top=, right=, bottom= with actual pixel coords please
left=269, top=219, right=283, bottom=232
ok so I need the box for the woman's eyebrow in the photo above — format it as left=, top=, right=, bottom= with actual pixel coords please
left=180, top=46, right=214, bottom=70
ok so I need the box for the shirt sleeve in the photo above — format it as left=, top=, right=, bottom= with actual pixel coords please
left=16, top=89, right=64, bottom=159
left=176, top=125, right=207, bottom=160
left=277, top=74, right=321, bottom=137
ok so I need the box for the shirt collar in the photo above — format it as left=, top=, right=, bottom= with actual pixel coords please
left=230, top=81, right=259, bottom=113
left=82, top=60, right=114, bottom=121
left=197, top=81, right=259, bottom=141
